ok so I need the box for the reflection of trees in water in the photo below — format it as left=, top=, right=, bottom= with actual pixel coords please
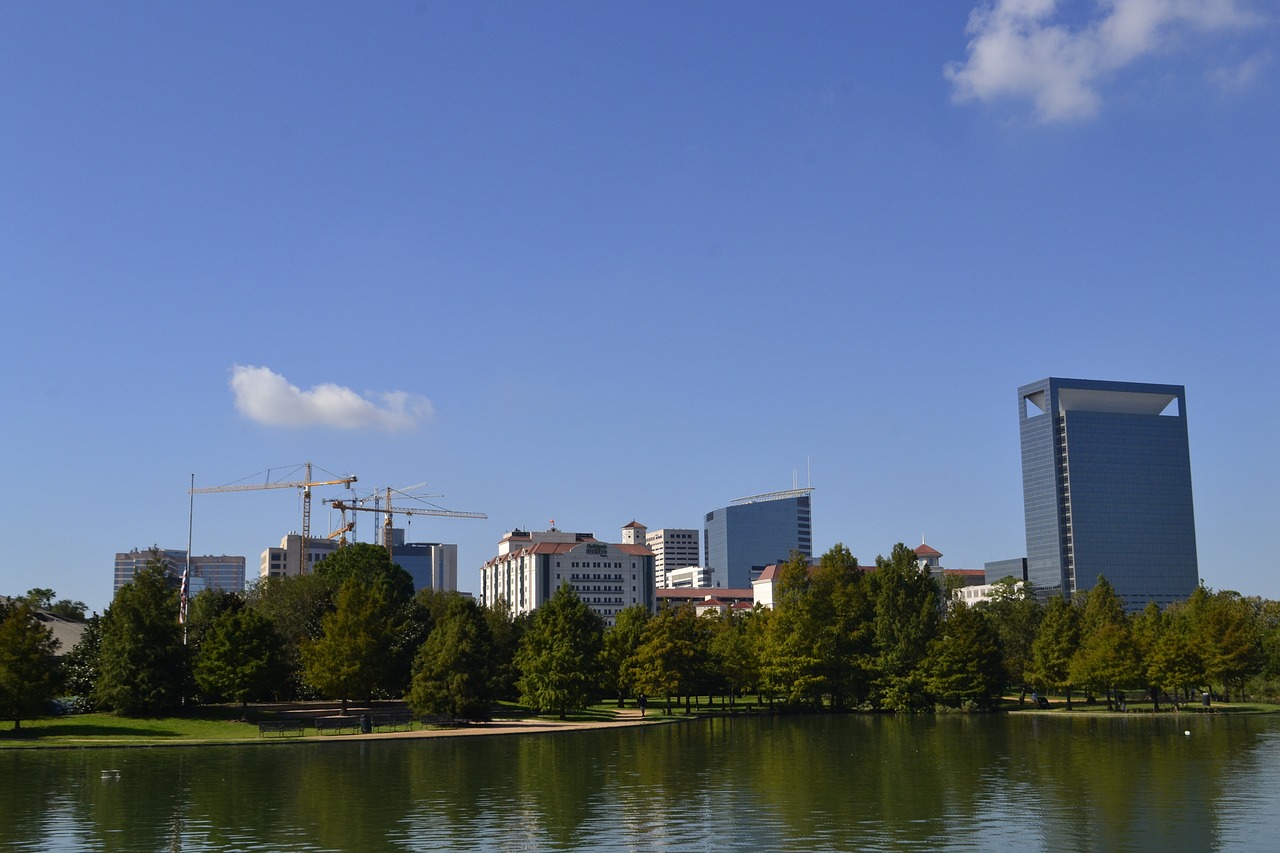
left=3, top=716, right=1276, bottom=851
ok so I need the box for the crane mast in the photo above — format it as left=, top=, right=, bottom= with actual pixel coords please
left=190, top=463, right=358, bottom=574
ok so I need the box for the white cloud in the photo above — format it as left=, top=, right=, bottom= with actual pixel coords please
left=946, top=0, right=1262, bottom=121
left=229, top=365, right=432, bottom=431
left=1208, top=50, right=1270, bottom=90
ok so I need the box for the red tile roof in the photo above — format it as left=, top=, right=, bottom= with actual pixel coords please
left=915, top=544, right=943, bottom=558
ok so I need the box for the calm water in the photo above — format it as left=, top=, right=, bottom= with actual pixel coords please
left=3, top=713, right=1279, bottom=852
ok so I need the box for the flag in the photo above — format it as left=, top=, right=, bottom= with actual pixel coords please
left=179, top=565, right=189, bottom=625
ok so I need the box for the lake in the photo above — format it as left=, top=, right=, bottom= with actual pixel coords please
left=3, top=712, right=1278, bottom=852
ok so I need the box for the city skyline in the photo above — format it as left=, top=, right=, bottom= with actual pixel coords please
left=2, top=2, right=1277, bottom=613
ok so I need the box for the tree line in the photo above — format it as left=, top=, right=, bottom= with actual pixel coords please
left=4, top=542, right=1280, bottom=728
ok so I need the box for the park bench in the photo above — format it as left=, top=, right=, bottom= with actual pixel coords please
left=371, top=712, right=414, bottom=733
left=257, top=720, right=306, bottom=738
left=419, top=714, right=464, bottom=729
left=314, top=715, right=362, bottom=735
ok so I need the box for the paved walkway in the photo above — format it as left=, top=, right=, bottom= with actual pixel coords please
left=296, top=707, right=670, bottom=743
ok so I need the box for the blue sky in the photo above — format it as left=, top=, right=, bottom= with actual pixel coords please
left=2, top=1, right=1276, bottom=613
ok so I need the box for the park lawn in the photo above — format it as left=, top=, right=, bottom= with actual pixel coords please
left=0, top=710, right=262, bottom=748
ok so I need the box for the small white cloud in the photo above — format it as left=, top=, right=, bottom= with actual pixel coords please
left=946, top=0, right=1263, bottom=122
left=229, top=365, right=432, bottom=431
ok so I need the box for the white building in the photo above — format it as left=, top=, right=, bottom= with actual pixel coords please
left=479, top=525, right=656, bottom=627
left=259, top=534, right=340, bottom=579
left=664, top=565, right=715, bottom=588
left=645, top=527, right=701, bottom=588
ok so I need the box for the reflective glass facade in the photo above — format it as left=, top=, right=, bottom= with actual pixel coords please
left=1019, top=378, right=1198, bottom=610
left=703, top=491, right=812, bottom=588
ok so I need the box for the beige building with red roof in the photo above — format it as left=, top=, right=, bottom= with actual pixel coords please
left=479, top=525, right=656, bottom=627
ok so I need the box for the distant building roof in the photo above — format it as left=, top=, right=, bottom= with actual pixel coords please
left=915, top=543, right=943, bottom=558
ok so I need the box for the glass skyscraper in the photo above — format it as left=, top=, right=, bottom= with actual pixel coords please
left=1019, top=377, right=1199, bottom=610
left=703, top=489, right=812, bottom=589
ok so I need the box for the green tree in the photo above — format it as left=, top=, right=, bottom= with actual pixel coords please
left=245, top=572, right=335, bottom=698
left=708, top=608, right=760, bottom=707
left=1028, top=595, right=1080, bottom=707
left=628, top=603, right=712, bottom=715
left=61, top=614, right=102, bottom=700
left=24, top=588, right=88, bottom=621
left=193, top=607, right=286, bottom=713
left=869, top=543, right=941, bottom=711
left=301, top=578, right=398, bottom=712
left=407, top=596, right=494, bottom=721
left=515, top=584, right=604, bottom=718
left=1070, top=576, right=1138, bottom=709
left=485, top=599, right=527, bottom=701
left=1134, top=602, right=1201, bottom=709
left=94, top=562, right=186, bottom=715
left=0, top=602, right=62, bottom=729
left=601, top=604, right=650, bottom=707
left=1197, top=591, right=1263, bottom=701
left=313, top=543, right=415, bottom=608
left=925, top=602, right=1005, bottom=710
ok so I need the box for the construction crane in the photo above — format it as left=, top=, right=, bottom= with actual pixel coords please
left=328, top=486, right=486, bottom=558
left=190, top=462, right=358, bottom=573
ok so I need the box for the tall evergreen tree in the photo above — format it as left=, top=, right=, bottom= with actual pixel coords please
left=869, top=543, right=941, bottom=711
left=302, top=577, right=397, bottom=712
left=408, top=596, right=494, bottom=721
left=515, top=584, right=604, bottom=718
left=194, top=607, right=286, bottom=713
left=628, top=603, right=712, bottom=715
left=94, top=562, right=186, bottom=715
left=601, top=604, right=650, bottom=707
left=1029, top=595, right=1080, bottom=707
left=0, top=602, right=61, bottom=729
left=925, top=602, right=1004, bottom=710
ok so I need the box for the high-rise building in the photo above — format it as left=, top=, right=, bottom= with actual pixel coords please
left=386, top=527, right=459, bottom=592
left=645, top=527, right=701, bottom=588
left=259, top=534, right=339, bottom=579
left=114, top=549, right=246, bottom=596
left=479, top=525, right=655, bottom=627
left=1018, top=377, right=1199, bottom=610
left=703, top=488, right=813, bottom=589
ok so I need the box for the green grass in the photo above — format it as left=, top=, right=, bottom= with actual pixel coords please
left=0, top=712, right=263, bottom=748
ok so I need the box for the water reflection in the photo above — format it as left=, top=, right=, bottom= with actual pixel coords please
left=2, top=713, right=1278, bottom=852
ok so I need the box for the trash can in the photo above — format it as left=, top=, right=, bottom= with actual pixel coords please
left=1201, top=692, right=1210, bottom=707
left=360, top=714, right=372, bottom=734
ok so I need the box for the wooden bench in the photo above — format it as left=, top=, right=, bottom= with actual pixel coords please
left=314, top=715, right=362, bottom=735
left=420, top=714, right=465, bottom=729
left=257, top=720, right=306, bottom=738
left=371, top=713, right=414, bottom=733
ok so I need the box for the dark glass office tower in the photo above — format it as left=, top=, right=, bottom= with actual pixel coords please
left=1019, top=377, right=1198, bottom=610
left=704, top=489, right=812, bottom=588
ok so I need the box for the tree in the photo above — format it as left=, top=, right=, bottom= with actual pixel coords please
left=485, top=599, right=527, bottom=702
left=313, top=543, right=415, bottom=609
left=515, top=584, right=604, bottom=718
left=869, top=543, right=941, bottom=711
left=94, top=562, right=187, bottom=715
left=925, top=602, right=1004, bottom=710
left=61, top=614, right=102, bottom=700
left=193, top=607, right=286, bottom=713
left=628, top=604, right=712, bottom=715
left=24, top=588, right=88, bottom=622
left=0, top=602, right=61, bottom=729
left=1028, top=595, right=1080, bottom=707
left=1070, top=576, right=1139, bottom=709
left=245, top=571, right=340, bottom=699
left=708, top=608, right=760, bottom=707
left=301, top=577, right=397, bottom=712
left=601, top=604, right=650, bottom=707
left=975, top=577, right=1042, bottom=703
left=407, top=596, right=494, bottom=721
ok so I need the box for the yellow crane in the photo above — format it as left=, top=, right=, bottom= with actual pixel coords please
left=190, top=462, right=358, bottom=573
left=328, top=486, right=486, bottom=558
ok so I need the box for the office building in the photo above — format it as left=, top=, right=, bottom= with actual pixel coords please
left=645, top=527, right=701, bottom=588
left=1018, top=377, right=1198, bottom=610
left=114, top=548, right=246, bottom=596
left=259, top=534, right=339, bottom=579
left=703, top=488, right=812, bottom=589
left=386, top=527, right=458, bottom=592
left=479, top=525, right=655, bottom=627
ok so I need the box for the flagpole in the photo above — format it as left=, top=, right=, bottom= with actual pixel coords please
left=183, top=473, right=193, bottom=645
